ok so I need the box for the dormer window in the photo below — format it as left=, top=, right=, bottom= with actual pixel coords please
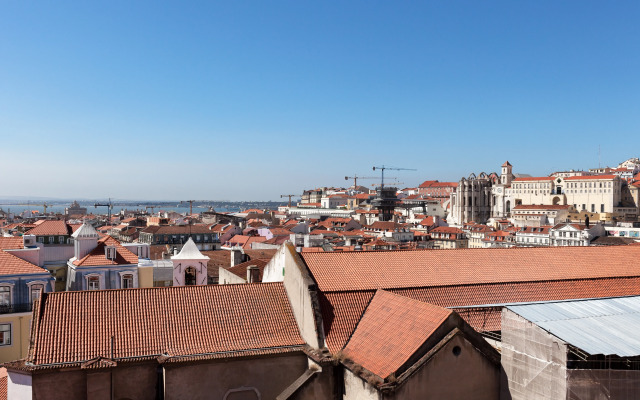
left=105, top=246, right=116, bottom=260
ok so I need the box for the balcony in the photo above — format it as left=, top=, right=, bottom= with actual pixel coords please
left=0, top=303, right=33, bottom=314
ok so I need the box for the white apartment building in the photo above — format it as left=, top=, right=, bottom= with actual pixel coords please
left=515, top=226, right=551, bottom=247
left=550, top=223, right=606, bottom=247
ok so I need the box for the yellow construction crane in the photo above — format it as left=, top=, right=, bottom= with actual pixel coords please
left=280, top=194, right=297, bottom=208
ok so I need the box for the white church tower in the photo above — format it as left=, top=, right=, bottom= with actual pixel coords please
left=171, top=238, right=210, bottom=286
left=71, top=222, right=99, bottom=261
left=501, top=161, right=513, bottom=186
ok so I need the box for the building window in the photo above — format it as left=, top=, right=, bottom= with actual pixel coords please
left=0, top=324, right=10, bottom=346
left=58, top=236, right=65, bottom=243
left=30, top=284, right=44, bottom=306
left=185, top=267, right=197, bottom=286
left=88, top=276, right=100, bottom=290
left=121, top=274, right=134, bottom=289
left=0, top=286, right=11, bottom=308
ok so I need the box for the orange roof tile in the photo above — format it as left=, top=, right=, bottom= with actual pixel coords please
left=74, top=236, right=138, bottom=267
left=302, top=246, right=640, bottom=292
left=318, top=276, right=640, bottom=351
left=342, top=290, right=451, bottom=378
left=0, top=237, right=23, bottom=250
left=225, top=259, right=270, bottom=281
left=0, top=368, right=5, bottom=400
left=25, top=220, right=72, bottom=236
left=0, top=251, right=48, bottom=275
left=27, top=283, right=304, bottom=368
left=430, top=226, right=464, bottom=234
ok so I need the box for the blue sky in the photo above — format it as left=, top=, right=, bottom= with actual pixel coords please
left=1, top=1, right=638, bottom=201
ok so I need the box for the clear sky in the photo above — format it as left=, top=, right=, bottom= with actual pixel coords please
left=1, top=1, right=638, bottom=201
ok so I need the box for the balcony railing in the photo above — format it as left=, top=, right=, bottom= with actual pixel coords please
left=0, top=303, right=33, bottom=314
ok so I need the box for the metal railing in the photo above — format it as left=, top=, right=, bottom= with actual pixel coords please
left=0, top=303, right=32, bottom=314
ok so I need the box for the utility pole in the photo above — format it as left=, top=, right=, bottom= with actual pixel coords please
left=280, top=195, right=297, bottom=208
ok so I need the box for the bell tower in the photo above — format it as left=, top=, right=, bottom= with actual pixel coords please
left=501, top=161, right=513, bottom=185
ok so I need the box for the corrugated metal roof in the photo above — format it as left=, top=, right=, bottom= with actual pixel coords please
left=507, top=296, right=640, bottom=357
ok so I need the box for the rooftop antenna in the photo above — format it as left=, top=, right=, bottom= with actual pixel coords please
left=598, top=144, right=601, bottom=168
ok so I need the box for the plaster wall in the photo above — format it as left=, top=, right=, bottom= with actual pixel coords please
left=7, top=370, right=32, bottom=400
left=219, top=266, right=247, bottom=284
left=172, top=260, right=207, bottom=286
left=280, top=244, right=322, bottom=348
left=138, top=264, right=154, bottom=288
left=343, top=369, right=380, bottom=400
left=164, top=353, right=308, bottom=400
left=387, top=334, right=500, bottom=400
left=30, top=363, right=157, bottom=400
left=0, top=312, right=31, bottom=363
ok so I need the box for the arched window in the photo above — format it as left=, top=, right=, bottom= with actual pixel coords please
left=185, top=267, right=197, bottom=286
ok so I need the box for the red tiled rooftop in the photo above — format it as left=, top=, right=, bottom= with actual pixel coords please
left=342, top=290, right=451, bottom=379
left=430, top=226, right=464, bottom=234
left=0, top=237, right=23, bottom=250
left=0, top=251, right=48, bottom=276
left=74, top=236, right=138, bottom=267
left=25, top=220, right=72, bottom=236
left=318, top=276, right=640, bottom=351
left=302, top=246, right=640, bottom=292
left=28, top=283, right=304, bottom=367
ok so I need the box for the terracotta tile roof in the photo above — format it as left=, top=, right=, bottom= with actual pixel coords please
left=303, top=247, right=640, bottom=292
left=141, top=225, right=212, bottom=235
left=0, top=368, right=5, bottom=400
left=225, top=259, right=269, bottom=281
left=73, top=236, right=138, bottom=267
left=319, top=277, right=640, bottom=351
left=202, top=249, right=277, bottom=277
left=0, top=237, right=23, bottom=250
left=502, top=161, right=512, bottom=167
left=342, top=290, right=451, bottom=378
left=26, top=283, right=304, bottom=368
left=0, top=250, right=48, bottom=275
left=225, top=235, right=267, bottom=249
left=430, top=226, right=464, bottom=234
left=367, top=221, right=405, bottom=231
left=25, top=220, right=73, bottom=236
